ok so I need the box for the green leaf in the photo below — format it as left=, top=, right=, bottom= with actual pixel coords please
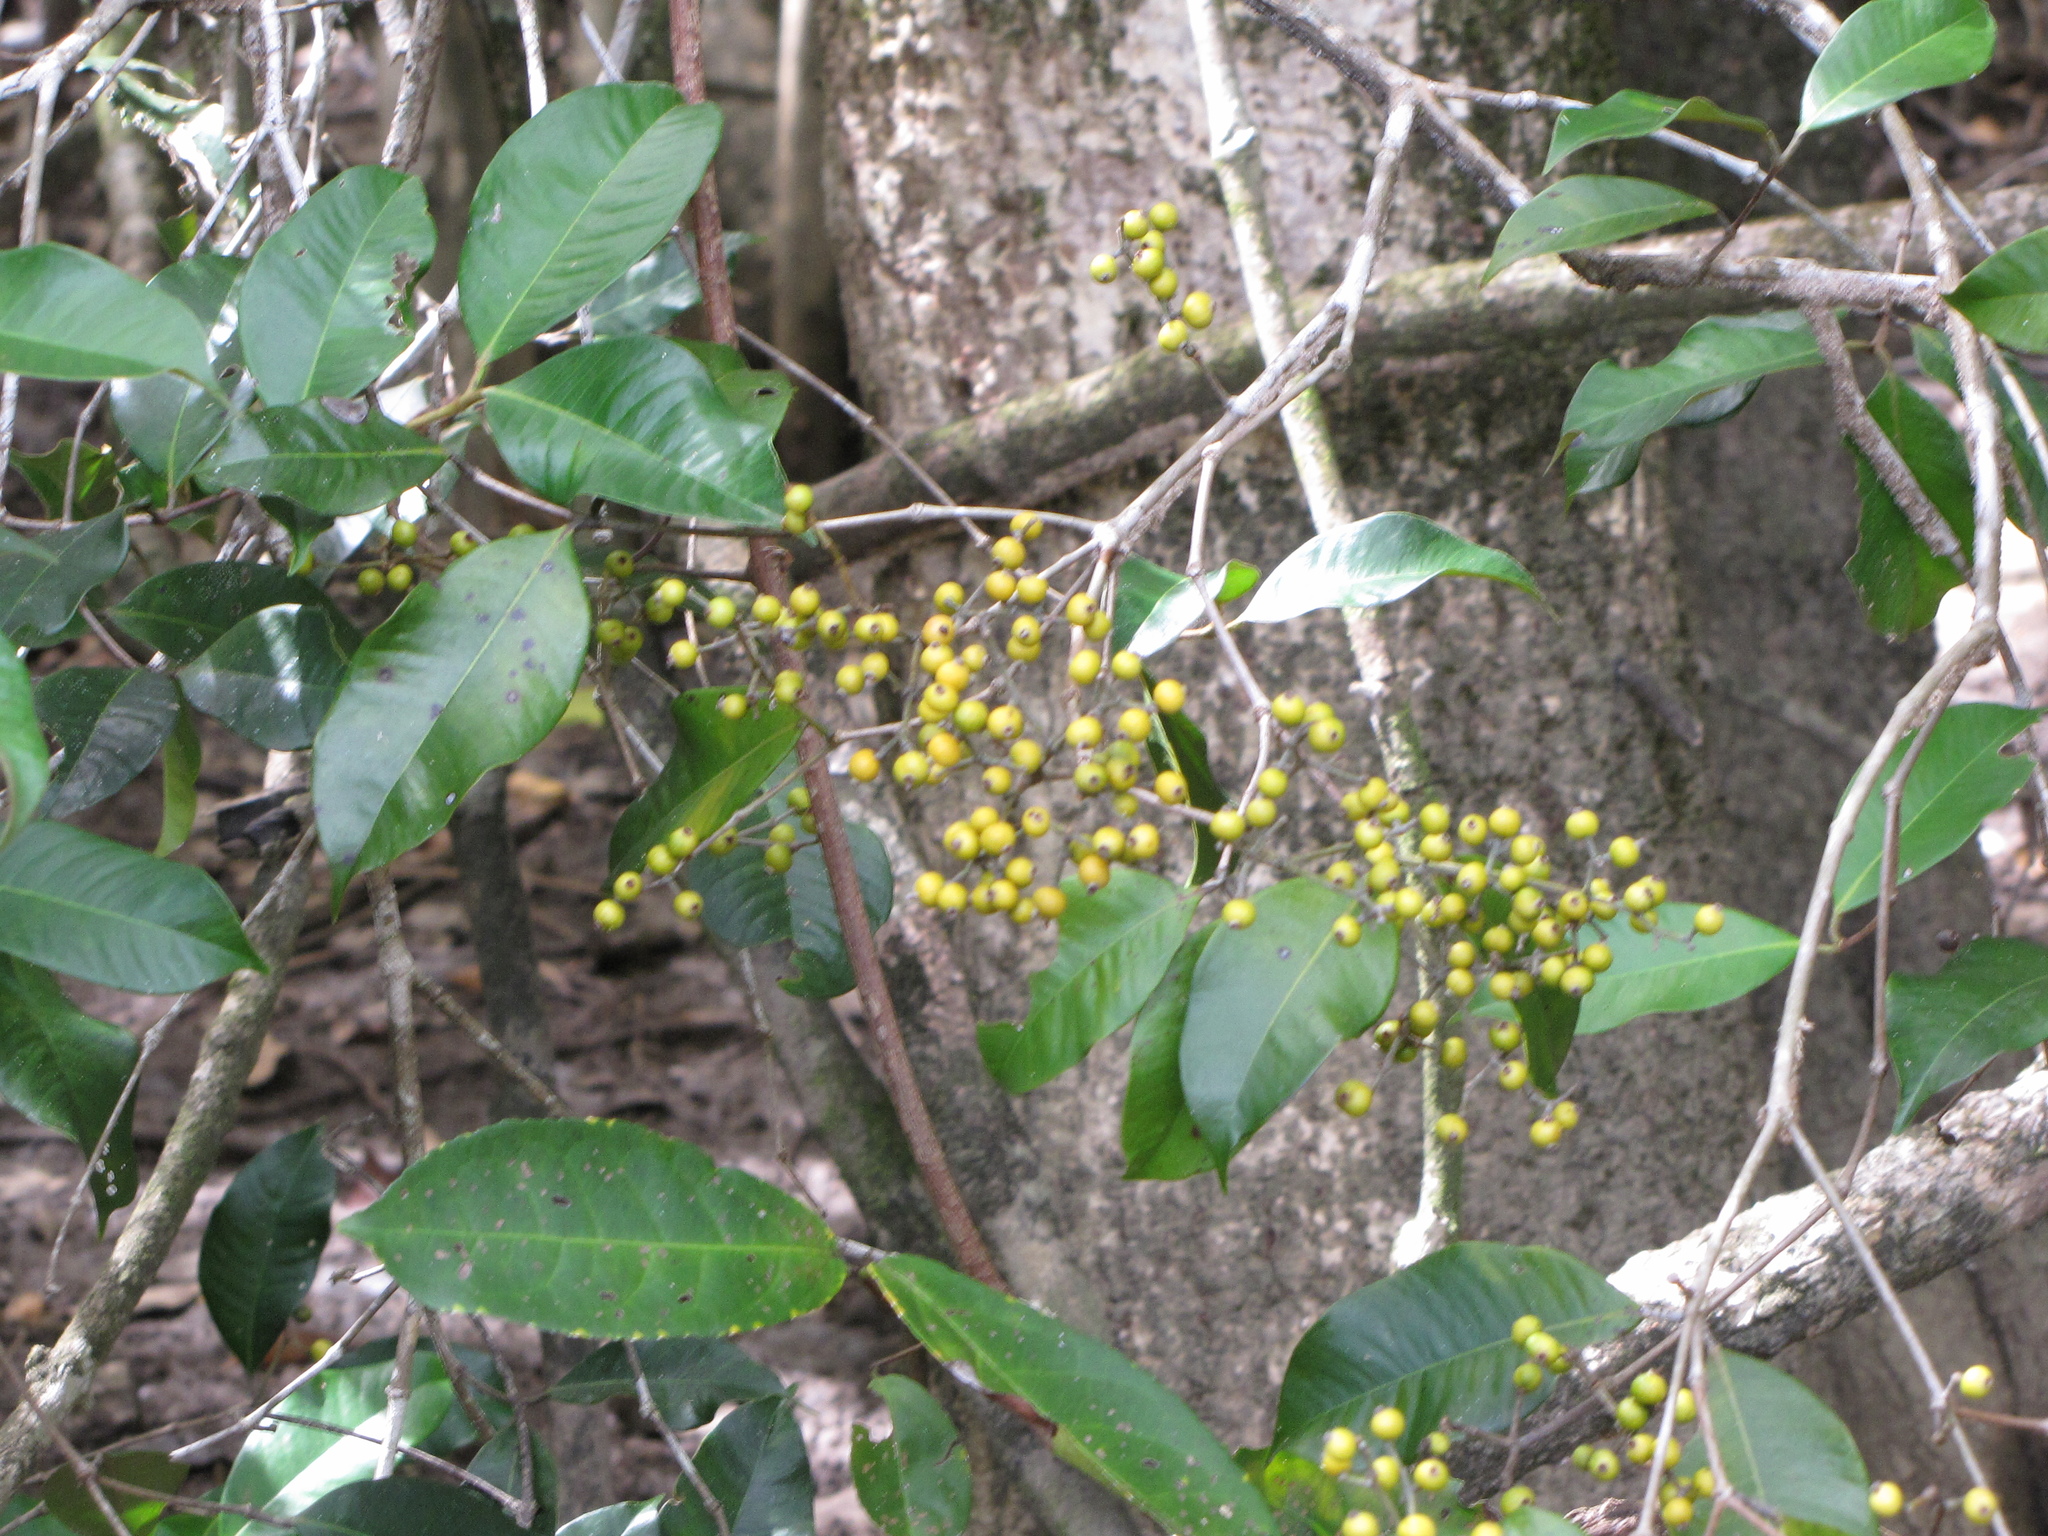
left=550, top=1337, right=783, bottom=1428
left=780, top=831, right=896, bottom=998
left=586, top=240, right=702, bottom=338
left=337, top=1118, right=844, bottom=1339
left=670, top=1394, right=816, bottom=1536
left=155, top=700, right=200, bottom=856
left=1120, top=924, right=1218, bottom=1181
left=296, top=1481, right=527, bottom=1536
left=241, top=165, right=435, bottom=406
left=1181, top=882, right=1399, bottom=1175
left=460, top=84, right=722, bottom=364
left=1544, top=90, right=1770, bottom=173
left=1513, top=983, right=1581, bottom=1098
left=1801, top=0, right=1995, bottom=130
left=313, top=527, right=590, bottom=889
left=469, top=1427, right=559, bottom=1535
left=0, top=821, right=260, bottom=990
left=1885, top=937, right=2048, bottom=1128
left=853, top=1376, right=972, bottom=1536
left=1272, top=1241, right=1637, bottom=1461
left=1675, top=1352, right=1877, bottom=1536
left=33, top=667, right=181, bottom=819
left=180, top=602, right=360, bottom=750
left=0, top=957, right=138, bottom=1229
left=486, top=336, right=784, bottom=527
left=1950, top=228, right=2048, bottom=353
left=1572, top=904, right=1798, bottom=1036
left=0, top=646, right=49, bottom=845
left=0, top=514, right=130, bottom=647
left=1845, top=376, right=1974, bottom=634
left=109, top=560, right=332, bottom=664
left=1153, top=707, right=1227, bottom=884
left=558, top=1502, right=671, bottom=1536
left=867, top=1254, right=1275, bottom=1536
left=608, top=690, right=803, bottom=876
left=0, top=1494, right=66, bottom=1536
left=0, top=245, right=210, bottom=381
left=1833, top=702, right=2039, bottom=911
left=109, top=260, right=241, bottom=490
left=1236, top=513, right=1538, bottom=625
left=44, top=1451, right=183, bottom=1536
left=215, top=1346, right=459, bottom=1536
left=1481, top=177, right=1716, bottom=285
left=200, top=1124, right=335, bottom=1370
left=199, top=405, right=444, bottom=517
left=1561, top=436, right=1645, bottom=501
left=1560, top=311, right=1818, bottom=453
left=13, top=440, right=124, bottom=520
left=1126, top=562, right=1260, bottom=657
left=977, top=867, right=1197, bottom=1093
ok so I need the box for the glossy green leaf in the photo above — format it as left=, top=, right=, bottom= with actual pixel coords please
left=13, top=440, right=124, bottom=520
left=1801, top=0, right=1995, bottom=130
left=0, top=245, right=210, bottom=381
left=199, top=405, right=444, bottom=517
left=1182, top=881, right=1399, bottom=1175
left=1570, top=904, right=1798, bottom=1036
left=1120, top=924, right=1218, bottom=1181
left=1237, top=513, right=1538, bottom=625
left=1545, top=90, right=1769, bottom=173
left=1834, top=702, right=2039, bottom=910
left=0, top=957, right=138, bottom=1228
left=609, top=690, right=803, bottom=876
left=583, top=232, right=749, bottom=339
left=460, top=84, right=722, bottom=363
left=1273, top=1242, right=1637, bottom=1461
left=550, top=1336, right=783, bottom=1428
left=1845, top=376, right=1974, bottom=634
left=241, top=165, right=435, bottom=405
left=667, top=1394, right=816, bottom=1536
left=1126, top=561, right=1260, bottom=657
left=1561, top=436, right=1645, bottom=501
left=0, top=514, right=130, bottom=647
left=1950, top=228, right=2048, bottom=353
left=109, top=560, right=331, bottom=664
left=1674, top=1352, right=1876, bottom=1536
left=33, top=667, right=181, bottom=818
left=0, top=1495, right=65, bottom=1536
left=1482, top=177, right=1716, bottom=285
left=180, top=602, right=360, bottom=750
left=215, top=1346, right=459, bottom=1536
left=313, top=527, right=590, bottom=888
left=780, top=831, right=896, bottom=998
left=200, top=1124, right=335, bottom=1370
left=1561, top=311, right=1818, bottom=453
left=1513, top=983, right=1581, bottom=1098
left=558, top=1502, right=671, bottom=1536
left=44, top=1451, right=182, bottom=1536
left=109, top=260, right=241, bottom=490
left=155, top=700, right=200, bottom=856
left=0, top=821, right=259, bottom=990
left=1886, top=937, right=2048, bottom=1128
left=867, top=1255, right=1274, bottom=1536
left=854, top=1376, right=972, bottom=1536
left=296, top=1480, right=527, bottom=1536
left=338, top=1117, right=844, bottom=1338
left=1152, top=705, right=1226, bottom=884
left=486, top=336, right=784, bottom=527
left=978, top=867, right=1197, bottom=1093
left=468, top=1426, right=559, bottom=1535
left=0, top=646, right=48, bottom=845
left=1913, top=325, right=2048, bottom=515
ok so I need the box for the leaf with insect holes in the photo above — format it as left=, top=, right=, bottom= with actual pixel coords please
left=1482, top=177, right=1716, bottom=285
left=338, top=1118, right=844, bottom=1338
left=853, top=1376, right=972, bottom=1536
left=1274, top=1242, right=1637, bottom=1462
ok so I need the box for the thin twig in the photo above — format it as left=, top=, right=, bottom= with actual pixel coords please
left=373, top=1304, right=420, bottom=1479
left=367, top=871, right=428, bottom=1163
left=626, top=1340, right=729, bottom=1536
left=409, top=966, right=571, bottom=1116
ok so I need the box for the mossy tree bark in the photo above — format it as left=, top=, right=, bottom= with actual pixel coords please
left=807, top=0, right=2048, bottom=1522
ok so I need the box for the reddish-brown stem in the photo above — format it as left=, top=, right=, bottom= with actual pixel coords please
left=668, top=0, right=737, bottom=345
left=748, top=544, right=1007, bottom=1290
left=668, top=0, right=1002, bottom=1293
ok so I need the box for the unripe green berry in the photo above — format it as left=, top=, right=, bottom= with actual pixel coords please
left=1180, top=290, right=1215, bottom=328
left=357, top=567, right=386, bottom=596
left=604, top=550, right=635, bottom=579
left=1157, top=318, right=1190, bottom=352
left=1090, top=253, right=1119, bottom=283
left=390, top=518, right=418, bottom=548
left=1334, top=1079, right=1373, bottom=1116
left=1149, top=267, right=1179, bottom=300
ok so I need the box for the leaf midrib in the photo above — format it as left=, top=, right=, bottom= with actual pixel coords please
left=278, top=182, right=416, bottom=403
left=491, top=386, right=765, bottom=521
left=1194, top=925, right=1342, bottom=1146
left=357, top=1214, right=828, bottom=1260
left=1808, top=10, right=1982, bottom=123
left=1899, top=968, right=2048, bottom=1098
left=1838, top=728, right=2023, bottom=901
left=476, top=109, right=681, bottom=363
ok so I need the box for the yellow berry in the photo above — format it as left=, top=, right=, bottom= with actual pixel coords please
left=1307, top=718, right=1345, bottom=753
left=1371, top=1455, right=1400, bottom=1491
left=1065, top=715, right=1104, bottom=748
left=1013, top=739, right=1046, bottom=772
left=1588, top=1449, right=1620, bottom=1482
left=1631, top=1371, right=1668, bottom=1406
left=1674, top=1388, right=1696, bottom=1423
left=1553, top=1099, right=1580, bottom=1129
left=672, top=890, right=704, bottom=921
left=1341, top=1514, right=1379, bottom=1536
left=1180, top=290, right=1214, bottom=328
left=1271, top=693, right=1307, bottom=727
left=1413, top=1459, right=1449, bottom=1492
left=1245, top=796, right=1278, bottom=828
left=1869, top=1483, right=1904, bottom=1520
left=1434, top=1113, right=1469, bottom=1144
left=1610, top=835, right=1641, bottom=867
left=1529, top=1118, right=1561, bottom=1148
left=1662, top=1498, right=1695, bottom=1528
left=1335, top=1079, right=1373, bottom=1116
left=1498, top=1060, right=1529, bottom=1091
left=1152, top=679, right=1186, bottom=713
left=1131, top=246, right=1165, bottom=280
left=1501, top=1488, right=1534, bottom=1515
left=1694, top=904, right=1725, bottom=936
left=1070, top=648, right=1103, bottom=685
left=1959, top=1363, right=1994, bottom=1399
left=1222, top=898, right=1256, bottom=929
left=1368, top=1406, right=1405, bottom=1441
left=1332, top=914, right=1363, bottom=947
left=1089, top=253, right=1119, bottom=283
left=1210, top=808, right=1247, bottom=842
left=1396, top=1516, right=1434, bottom=1536
left=1157, top=318, right=1189, bottom=352
left=644, top=844, right=676, bottom=877
left=593, top=898, right=627, bottom=930
left=1963, top=1489, right=1999, bottom=1525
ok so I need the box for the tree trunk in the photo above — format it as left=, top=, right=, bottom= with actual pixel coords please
left=808, top=0, right=2048, bottom=1522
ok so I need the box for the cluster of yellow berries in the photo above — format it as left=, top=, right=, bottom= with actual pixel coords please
left=1316, top=1405, right=1519, bottom=1536
left=1860, top=1364, right=2002, bottom=1526
left=350, top=515, right=553, bottom=598
left=591, top=785, right=819, bottom=931
left=1087, top=200, right=1217, bottom=353
left=1563, top=1362, right=1702, bottom=1517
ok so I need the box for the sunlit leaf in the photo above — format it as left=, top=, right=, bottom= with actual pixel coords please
left=1237, top=514, right=1537, bottom=626
left=1545, top=90, right=1769, bottom=173
left=1482, top=177, right=1716, bottom=285
left=179, top=602, right=360, bottom=750
left=1950, top=228, right=2048, bottom=354
left=1560, top=311, right=1818, bottom=453
left=1801, top=0, right=1995, bottom=130
left=608, top=691, right=802, bottom=876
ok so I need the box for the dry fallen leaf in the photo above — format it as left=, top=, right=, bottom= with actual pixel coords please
left=3, top=1292, right=47, bottom=1326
